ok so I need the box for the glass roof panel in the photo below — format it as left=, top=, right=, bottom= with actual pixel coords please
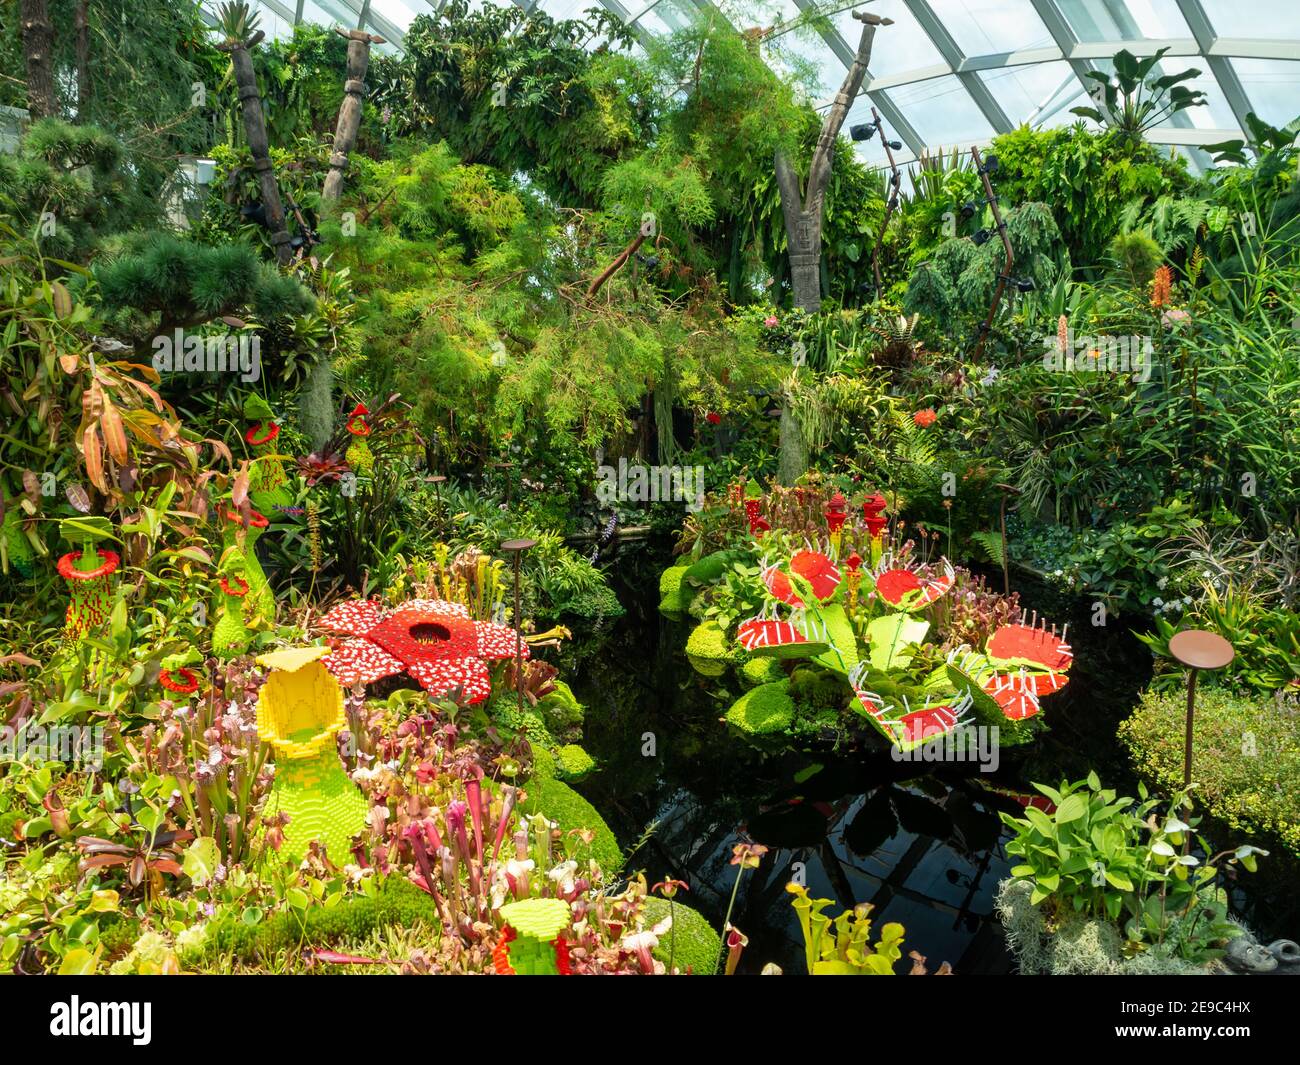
left=1231, top=58, right=1300, bottom=128
left=924, top=0, right=1055, bottom=55
left=978, top=59, right=1081, bottom=128
left=1199, top=0, right=1300, bottom=40
left=891, top=73, right=995, bottom=146
left=1056, top=0, right=1191, bottom=42
left=830, top=1, right=948, bottom=80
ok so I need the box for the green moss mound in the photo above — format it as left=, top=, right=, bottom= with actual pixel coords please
left=725, top=679, right=795, bottom=737
left=537, top=680, right=586, bottom=737
left=685, top=620, right=743, bottom=676
left=641, top=896, right=721, bottom=975
left=1120, top=685, right=1300, bottom=854
left=195, top=876, right=439, bottom=964
left=659, top=564, right=690, bottom=615
left=555, top=744, right=596, bottom=781
left=740, top=656, right=786, bottom=688
left=525, top=751, right=622, bottom=874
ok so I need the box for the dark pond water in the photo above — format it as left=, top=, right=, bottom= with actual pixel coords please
left=559, top=537, right=1298, bottom=974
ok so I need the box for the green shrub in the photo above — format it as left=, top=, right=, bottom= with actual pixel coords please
left=658, top=564, right=690, bottom=614
left=1120, top=686, right=1300, bottom=854
left=537, top=680, right=586, bottom=738
left=724, top=679, right=795, bottom=737
left=641, top=896, right=721, bottom=975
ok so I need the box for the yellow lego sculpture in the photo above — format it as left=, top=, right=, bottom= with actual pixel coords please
left=255, top=647, right=368, bottom=864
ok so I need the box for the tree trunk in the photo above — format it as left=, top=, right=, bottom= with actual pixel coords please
left=771, top=11, right=887, bottom=484
left=777, top=405, right=808, bottom=486
left=221, top=33, right=293, bottom=265
left=75, top=1, right=90, bottom=117
left=321, top=29, right=383, bottom=204
left=19, top=0, right=57, bottom=120
left=773, top=12, right=884, bottom=311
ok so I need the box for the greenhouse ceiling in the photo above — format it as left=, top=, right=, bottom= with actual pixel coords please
left=203, top=0, right=1300, bottom=171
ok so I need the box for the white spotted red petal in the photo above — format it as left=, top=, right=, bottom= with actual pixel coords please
left=323, top=638, right=405, bottom=686
left=408, top=656, right=493, bottom=704
left=321, top=598, right=386, bottom=638
left=475, top=621, right=528, bottom=661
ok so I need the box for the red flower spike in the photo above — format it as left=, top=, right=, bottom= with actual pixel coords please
left=223, top=507, right=269, bottom=529
left=762, top=550, right=840, bottom=606
left=493, top=927, right=517, bottom=975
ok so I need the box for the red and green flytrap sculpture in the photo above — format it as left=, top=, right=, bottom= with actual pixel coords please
left=733, top=545, right=1072, bottom=751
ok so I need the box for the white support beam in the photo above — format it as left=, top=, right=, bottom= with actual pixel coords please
left=1176, top=0, right=1260, bottom=151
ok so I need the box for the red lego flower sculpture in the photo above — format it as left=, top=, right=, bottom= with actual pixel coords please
left=861, top=493, right=888, bottom=539
left=761, top=550, right=841, bottom=607
left=319, top=598, right=527, bottom=704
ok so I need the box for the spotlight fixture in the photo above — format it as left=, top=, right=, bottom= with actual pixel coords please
left=886, top=140, right=903, bottom=151
left=959, top=200, right=979, bottom=220
left=972, top=228, right=993, bottom=246
left=849, top=121, right=879, bottom=142
left=980, top=153, right=1000, bottom=174
left=1014, top=277, right=1036, bottom=293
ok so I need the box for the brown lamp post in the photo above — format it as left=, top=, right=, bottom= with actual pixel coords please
left=1168, top=629, right=1234, bottom=790
left=500, top=538, right=536, bottom=717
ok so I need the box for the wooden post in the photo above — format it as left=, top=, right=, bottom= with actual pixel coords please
left=971, top=145, right=1014, bottom=359
left=870, top=106, right=900, bottom=295
left=321, top=28, right=385, bottom=204
left=217, top=20, right=293, bottom=265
